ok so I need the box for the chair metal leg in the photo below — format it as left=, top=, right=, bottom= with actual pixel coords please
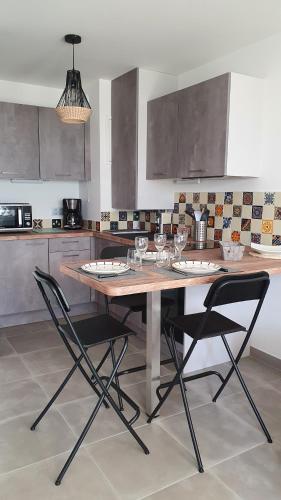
left=169, top=332, right=204, bottom=472
left=55, top=336, right=149, bottom=485
left=110, top=340, right=124, bottom=411
left=30, top=354, right=84, bottom=430
left=147, top=338, right=197, bottom=422
left=221, top=335, right=272, bottom=443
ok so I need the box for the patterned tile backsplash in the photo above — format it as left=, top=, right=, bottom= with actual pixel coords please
left=173, top=191, right=281, bottom=246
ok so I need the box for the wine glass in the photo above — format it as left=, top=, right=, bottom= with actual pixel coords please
left=154, top=233, right=167, bottom=263
left=135, top=236, right=148, bottom=267
left=174, top=232, right=187, bottom=261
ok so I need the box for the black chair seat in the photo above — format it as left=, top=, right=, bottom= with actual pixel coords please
left=111, top=293, right=174, bottom=312
left=168, top=311, right=246, bottom=340
left=62, top=314, right=134, bottom=347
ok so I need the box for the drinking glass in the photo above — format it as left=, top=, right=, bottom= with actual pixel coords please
left=174, top=232, right=187, bottom=261
left=154, top=233, right=167, bottom=263
left=155, top=250, right=170, bottom=268
left=135, top=236, right=149, bottom=267
left=127, top=248, right=141, bottom=268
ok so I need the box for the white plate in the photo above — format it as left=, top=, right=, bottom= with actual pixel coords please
left=81, top=261, right=130, bottom=275
left=251, top=243, right=281, bottom=254
left=142, top=252, right=158, bottom=262
left=172, top=260, right=221, bottom=275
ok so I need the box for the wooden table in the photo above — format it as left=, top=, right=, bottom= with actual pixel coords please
left=60, top=247, right=281, bottom=413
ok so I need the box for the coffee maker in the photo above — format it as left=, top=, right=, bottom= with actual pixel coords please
left=63, top=199, right=82, bottom=230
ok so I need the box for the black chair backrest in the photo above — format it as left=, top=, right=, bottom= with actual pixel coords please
left=204, top=271, right=270, bottom=309
left=100, top=245, right=128, bottom=259
left=33, top=267, right=78, bottom=345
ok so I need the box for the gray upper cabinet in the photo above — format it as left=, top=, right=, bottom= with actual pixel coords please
left=111, top=68, right=138, bottom=210
left=0, top=239, right=48, bottom=316
left=39, top=107, right=86, bottom=181
left=0, top=102, right=39, bottom=179
left=146, top=92, right=179, bottom=179
left=178, top=73, right=230, bottom=178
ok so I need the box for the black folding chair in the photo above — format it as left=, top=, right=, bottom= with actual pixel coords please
left=30, top=267, right=149, bottom=485
left=100, top=245, right=175, bottom=384
left=148, top=271, right=272, bottom=473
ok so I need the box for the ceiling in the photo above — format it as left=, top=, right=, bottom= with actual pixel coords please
left=1, top=0, right=281, bottom=88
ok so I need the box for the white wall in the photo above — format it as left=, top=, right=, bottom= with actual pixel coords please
left=176, top=31, right=281, bottom=193
left=0, top=78, right=81, bottom=219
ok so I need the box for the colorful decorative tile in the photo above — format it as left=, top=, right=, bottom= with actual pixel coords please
left=119, top=211, right=127, bottom=221
left=33, top=219, right=43, bottom=229
left=272, top=235, right=281, bottom=246
left=174, top=203, right=179, bottom=214
left=101, top=211, right=110, bottom=222
left=251, top=232, right=261, bottom=244
left=223, top=217, right=232, bottom=229
left=231, top=231, right=240, bottom=242
left=241, top=218, right=251, bottom=231
left=193, top=192, right=200, bottom=203
left=207, top=192, right=216, bottom=204
left=172, top=224, right=178, bottom=234
left=252, top=205, right=263, bottom=219
left=214, top=229, right=222, bottom=241
left=200, top=204, right=207, bottom=211
left=133, top=211, right=140, bottom=221
left=233, top=205, right=242, bottom=217
left=87, top=220, right=92, bottom=230
left=274, top=207, right=281, bottom=220
left=127, top=221, right=133, bottom=230
left=52, top=219, right=61, bottom=229
left=208, top=216, right=215, bottom=228
left=179, top=192, right=186, bottom=203
left=262, top=220, right=273, bottom=234
left=163, top=224, right=171, bottom=233
left=264, top=192, right=275, bottom=205
left=140, top=221, right=145, bottom=230
left=109, top=221, right=118, bottom=230
left=96, top=221, right=100, bottom=232
left=243, top=192, right=253, bottom=205
left=185, top=203, right=193, bottom=213
left=179, top=213, right=185, bottom=225
left=215, top=205, right=223, bottom=216
left=145, top=211, right=150, bottom=222
left=224, top=192, right=233, bottom=204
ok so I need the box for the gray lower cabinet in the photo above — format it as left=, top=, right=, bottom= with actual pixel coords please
left=111, top=68, right=138, bottom=209
left=49, top=249, right=90, bottom=306
left=0, top=102, right=39, bottom=179
left=178, top=73, right=230, bottom=178
left=146, top=92, right=179, bottom=179
left=0, top=239, right=48, bottom=315
left=39, top=107, right=86, bottom=181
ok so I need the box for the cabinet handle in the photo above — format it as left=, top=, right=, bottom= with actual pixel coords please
left=63, top=253, right=80, bottom=257
left=62, top=240, right=79, bottom=244
left=153, top=172, right=166, bottom=176
left=0, top=171, right=20, bottom=175
left=188, top=168, right=206, bottom=172
left=55, top=174, right=72, bottom=177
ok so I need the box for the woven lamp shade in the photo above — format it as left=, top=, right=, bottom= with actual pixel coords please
left=56, top=69, right=92, bottom=124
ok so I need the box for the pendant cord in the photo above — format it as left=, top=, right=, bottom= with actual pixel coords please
left=72, top=44, right=75, bottom=70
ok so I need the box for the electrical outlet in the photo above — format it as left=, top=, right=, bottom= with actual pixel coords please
left=52, top=219, right=62, bottom=228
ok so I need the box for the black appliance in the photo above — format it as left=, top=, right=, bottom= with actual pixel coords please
left=0, top=203, right=32, bottom=232
left=63, top=198, right=82, bottom=230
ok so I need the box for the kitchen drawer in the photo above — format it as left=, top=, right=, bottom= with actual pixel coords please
left=49, top=249, right=90, bottom=306
left=49, top=237, right=90, bottom=253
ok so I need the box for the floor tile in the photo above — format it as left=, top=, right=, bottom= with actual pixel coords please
left=88, top=424, right=195, bottom=500
left=0, top=338, right=16, bottom=357
left=212, top=442, right=281, bottom=500
left=144, top=471, right=240, bottom=499
left=157, top=402, right=265, bottom=468
left=242, top=383, right=281, bottom=423
left=35, top=368, right=95, bottom=405
left=8, top=328, right=62, bottom=354
left=0, top=379, right=47, bottom=422
left=0, top=409, right=75, bottom=474
left=0, top=450, right=118, bottom=499
left=22, top=346, right=74, bottom=376
left=238, top=357, right=281, bottom=386
left=1, top=320, right=53, bottom=338
left=0, top=355, right=31, bottom=385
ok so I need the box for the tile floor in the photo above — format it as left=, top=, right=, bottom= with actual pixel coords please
left=0, top=316, right=281, bottom=499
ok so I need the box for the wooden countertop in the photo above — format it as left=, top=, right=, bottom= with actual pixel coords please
left=60, top=247, right=281, bottom=297
left=0, top=229, right=93, bottom=241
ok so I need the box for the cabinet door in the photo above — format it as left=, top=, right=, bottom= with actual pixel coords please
left=0, top=239, right=48, bottom=315
left=49, top=250, right=90, bottom=306
left=39, top=107, right=85, bottom=181
left=111, top=68, right=138, bottom=209
left=178, top=73, right=230, bottom=178
left=0, top=103, right=39, bottom=179
left=146, top=92, right=178, bottom=179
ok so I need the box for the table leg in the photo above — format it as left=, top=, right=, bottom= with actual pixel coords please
left=146, top=290, right=161, bottom=415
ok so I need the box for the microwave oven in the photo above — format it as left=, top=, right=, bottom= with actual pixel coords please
left=0, top=203, right=32, bottom=232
